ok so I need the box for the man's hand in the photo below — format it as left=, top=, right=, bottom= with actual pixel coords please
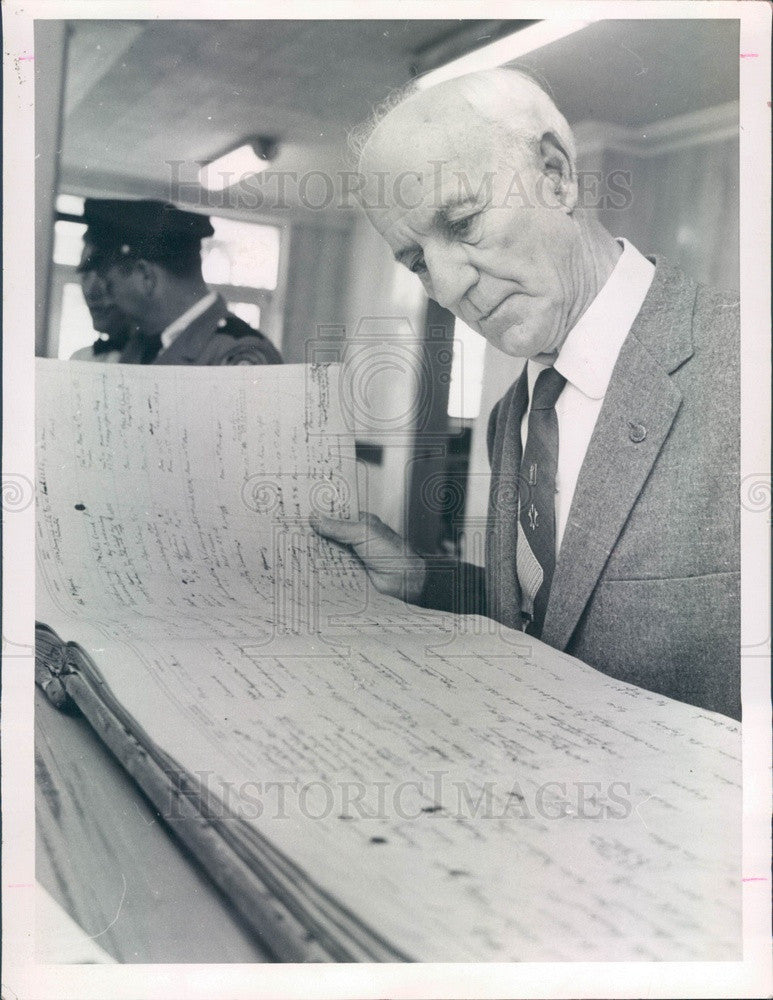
left=310, top=512, right=427, bottom=604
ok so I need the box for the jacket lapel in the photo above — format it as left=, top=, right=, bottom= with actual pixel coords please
left=485, top=370, right=528, bottom=631
left=153, top=295, right=228, bottom=365
left=541, top=260, right=696, bottom=651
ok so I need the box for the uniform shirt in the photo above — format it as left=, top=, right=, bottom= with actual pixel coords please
left=520, top=239, right=655, bottom=554
left=148, top=293, right=282, bottom=366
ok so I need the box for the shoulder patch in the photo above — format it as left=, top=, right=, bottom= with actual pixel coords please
left=206, top=312, right=283, bottom=364
left=217, top=337, right=282, bottom=366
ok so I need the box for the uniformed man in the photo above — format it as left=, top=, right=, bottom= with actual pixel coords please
left=78, top=199, right=283, bottom=366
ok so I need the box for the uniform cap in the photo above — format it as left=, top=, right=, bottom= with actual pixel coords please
left=80, top=199, right=214, bottom=270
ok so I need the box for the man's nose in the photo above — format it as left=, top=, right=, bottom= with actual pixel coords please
left=80, top=271, right=109, bottom=302
left=423, top=243, right=476, bottom=314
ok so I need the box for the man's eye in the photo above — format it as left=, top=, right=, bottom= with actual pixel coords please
left=449, top=216, right=474, bottom=239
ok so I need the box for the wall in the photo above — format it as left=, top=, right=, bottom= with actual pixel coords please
left=35, top=22, right=69, bottom=355
left=281, top=220, right=354, bottom=364
left=590, top=104, right=739, bottom=292
left=340, top=215, right=428, bottom=535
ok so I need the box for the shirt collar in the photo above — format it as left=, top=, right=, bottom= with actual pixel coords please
left=541, top=239, right=655, bottom=401
left=160, top=290, right=218, bottom=350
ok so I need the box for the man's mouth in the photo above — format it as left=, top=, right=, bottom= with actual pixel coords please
left=479, top=294, right=517, bottom=326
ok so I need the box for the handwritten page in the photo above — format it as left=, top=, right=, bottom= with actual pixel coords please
left=36, top=359, right=741, bottom=962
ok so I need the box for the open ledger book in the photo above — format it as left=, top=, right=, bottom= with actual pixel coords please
left=35, top=358, right=741, bottom=963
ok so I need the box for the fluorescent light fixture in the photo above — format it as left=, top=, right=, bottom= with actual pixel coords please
left=199, top=138, right=278, bottom=192
left=416, top=20, right=592, bottom=88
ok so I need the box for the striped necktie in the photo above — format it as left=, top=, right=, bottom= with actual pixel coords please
left=516, top=366, right=567, bottom=638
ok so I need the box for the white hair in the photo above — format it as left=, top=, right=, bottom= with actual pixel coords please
left=351, top=66, right=576, bottom=172
left=457, top=67, right=575, bottom=164
left=347, top=79, right=418, bottom=167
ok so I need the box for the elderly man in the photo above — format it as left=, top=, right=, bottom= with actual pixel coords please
left=77, top=199, right=282, bottom=366
left=314, top=69, right=740, bottom=719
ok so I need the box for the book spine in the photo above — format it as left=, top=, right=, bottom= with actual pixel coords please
left=34, top=623, right=70, bottom=709
left=63, top=670, right=338, bottom=962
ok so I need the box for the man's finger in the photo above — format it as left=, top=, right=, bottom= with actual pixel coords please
left=309, top=513, right=373, bottom=546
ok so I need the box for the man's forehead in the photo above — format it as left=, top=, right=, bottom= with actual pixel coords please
left=77, top=242, right=125, bottom=279
left=362, top=91, right=483, bottom=171
left=359, top=124, right=501, bottom=224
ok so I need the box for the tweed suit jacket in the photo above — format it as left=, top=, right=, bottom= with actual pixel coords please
left=483, top=259, right=740, bottom=719
left=419, top=259, right=740, bottom=717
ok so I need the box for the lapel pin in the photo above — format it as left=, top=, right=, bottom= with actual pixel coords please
left=628, top=422, right=647, bottom=443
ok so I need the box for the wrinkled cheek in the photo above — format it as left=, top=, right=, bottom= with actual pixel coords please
left=522, top=296, right=563, bottom=348
left=553, top=268, right=573, bottom=314
left=112, top=289, right=138, bottom=318
left=112, top=290, right=129, bottom=312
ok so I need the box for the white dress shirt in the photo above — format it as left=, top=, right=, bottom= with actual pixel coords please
left=520, top=239, right=655, bottom=554
left=159, top=290, right=218, bottom=350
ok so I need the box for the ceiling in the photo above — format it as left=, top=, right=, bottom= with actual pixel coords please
left=60, top=19, right=484, bottom=201
left=57, top=18, right=739, bottom=209
left=516, top=19, right=738, bottom=128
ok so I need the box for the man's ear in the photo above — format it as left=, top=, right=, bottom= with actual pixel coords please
left=133, top=259, right=158, bottom=297
left=539, top=132, right=578, bottom=212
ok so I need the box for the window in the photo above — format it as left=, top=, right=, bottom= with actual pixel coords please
left=202, top=218, right=280, bottom=290
left=228, top=302, right=261, bottom=330
left=53, top=219, right=87, bottom=267
left=202, top=216, right=282, bottom=351
left=56, top=282, right=97, bottom=359
left=446, top=320, right=486, bottom=420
